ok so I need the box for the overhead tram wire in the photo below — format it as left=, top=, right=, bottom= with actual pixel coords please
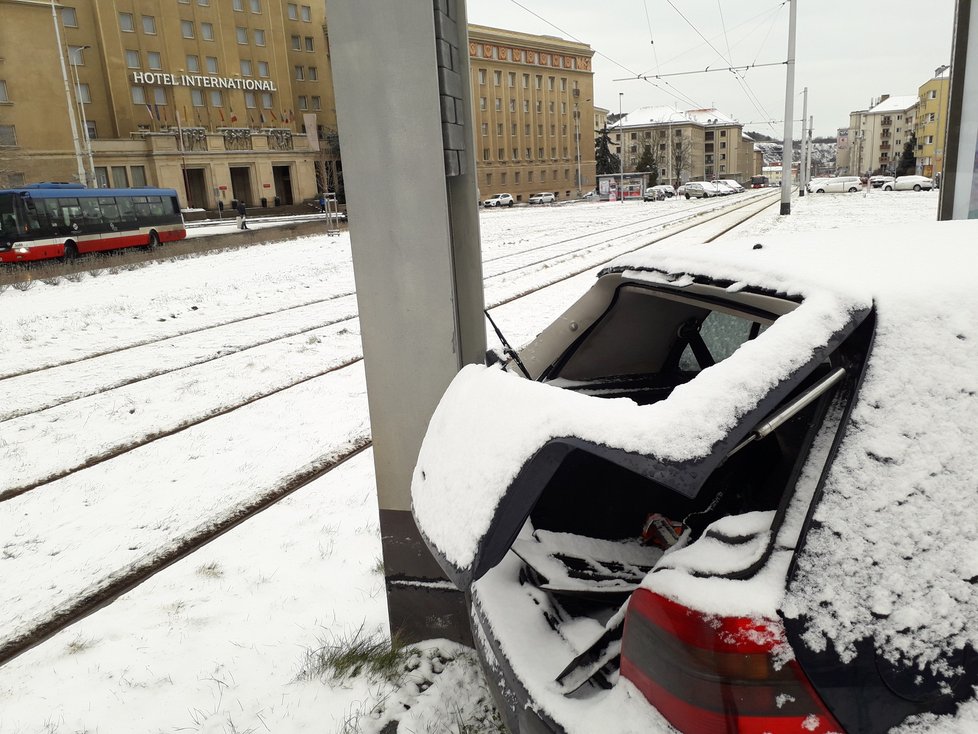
left=666, top=0, right=779, bottom=133
left=506, top=0, right=707, bottom=110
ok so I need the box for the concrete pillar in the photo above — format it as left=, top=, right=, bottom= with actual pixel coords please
left=326, top=0, right=485, bottom=643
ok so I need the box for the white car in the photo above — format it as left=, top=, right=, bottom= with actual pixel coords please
left=528, top=192, right=556, bottom=205
left=885, top=176, right=934, bottom=192
left=683, top=181, right=716, bottom=199
left=811, top=176, right=863, bottom=193
left=483, top=193, right=515, bottom=208
left=718, top=179, right=745, bottom=193
left=806, top=178, right=831, bottom=193
left=870, top=175, right=896, bottom=189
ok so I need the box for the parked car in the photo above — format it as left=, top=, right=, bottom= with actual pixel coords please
left=676, top=184, right=686, bottom=197
left=642, top=187, right=664, bottom=202
left=870, top=175, right=896, bottom=189
left=811, top=176, right=863, bottom=193
left=582, top=191, right=597, bottom=200
left=806, top=177, right=830, bottom=193
left=413, top=220, right=978, bottom=734
left=718, top=179, right=745, bottom=193
left=528, top=192, right=557, bottom=205
left=483, top=193, right=515, bottom=208
left=651, top=184, right=676, bottom=198
left=885, top=175, right=934, bottom=191
left=683, top=181, right=716, bottom=199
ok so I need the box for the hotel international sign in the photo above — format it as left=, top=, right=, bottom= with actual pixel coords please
left=132, top=71, right=277, bottom=92
left=469, top=42, right=591, bottom=71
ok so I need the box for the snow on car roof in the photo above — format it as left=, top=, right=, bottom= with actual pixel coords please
left=414, top=219, right=978, bottom=672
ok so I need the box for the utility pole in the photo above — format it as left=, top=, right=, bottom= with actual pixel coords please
left=51, top=0, right=87, bottom=186
left=779, top=0, right=797, bottom=214
left=619, top=92, right=625, bottom=201
left=69, top=45, right=96, bottom=186
left=799, top=87, right=808, bottom=197
left=807, top=114, right=814, bottom=182
left=574, top=102, right=582, bottom=197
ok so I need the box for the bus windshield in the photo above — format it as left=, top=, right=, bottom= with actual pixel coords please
left=0, top=193, right=19, bottom=240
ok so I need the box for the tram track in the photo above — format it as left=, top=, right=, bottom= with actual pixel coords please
left=0, top=191, right=778, bottom=669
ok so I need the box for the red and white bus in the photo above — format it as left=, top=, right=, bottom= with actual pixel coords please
left=0, top=183, right=186, bottom=264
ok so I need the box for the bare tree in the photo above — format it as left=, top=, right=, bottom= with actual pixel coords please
left=671, top=136, right=694, bottom=185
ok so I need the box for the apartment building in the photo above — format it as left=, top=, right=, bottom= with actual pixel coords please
left=468, top=25, right=596, bottom=203
left=915, top=74, right=951, bottom=178
left=613, top=105, right=758, bottom=185
left=0, top=0, right=340, bottom=208
left=846, top=95, right=917, bottom=175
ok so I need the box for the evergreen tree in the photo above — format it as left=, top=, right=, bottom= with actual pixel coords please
left=896, top=133, right=917, bottom=176
left=634, top=144, right=659, bottom=185
left=594, top=127, right=621, bottom=176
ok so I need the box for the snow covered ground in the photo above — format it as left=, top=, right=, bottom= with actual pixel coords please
left=0, top=190, right=946, bottom=733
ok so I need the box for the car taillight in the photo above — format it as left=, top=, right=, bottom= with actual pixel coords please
left=621, top=589, right=844, bottom=734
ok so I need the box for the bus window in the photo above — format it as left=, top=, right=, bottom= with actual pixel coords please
left=117, top=197, right=136, bottom=223
left=80, top=197, right=102, bottom=225
left=132, top=196, right=151, bottom=220
left=0, top=194, right=18, bottom=238
left=56, top=198, right=83, bottom=229
left=98, top=197, right=120, bottom=222
left=147, top=196, right=164, bottom=217
left=168, top=196, right=180, bottom=215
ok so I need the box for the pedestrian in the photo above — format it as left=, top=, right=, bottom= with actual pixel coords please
left=236, top=200, right=248, bottom=230
left=318, top=193, right=326, bottom=213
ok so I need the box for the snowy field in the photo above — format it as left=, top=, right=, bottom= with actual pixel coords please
left=0, top=190, right=948, bottom=733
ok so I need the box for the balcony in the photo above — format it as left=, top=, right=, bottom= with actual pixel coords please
left=881, top=117, right=893, bottom=126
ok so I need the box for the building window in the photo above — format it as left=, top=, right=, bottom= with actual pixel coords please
left=535, top=75, right=542, bottom=89
left=480, top=97, right=486, bottom=111
left=120, top=12, right=134, bottom=32
left=288, top=3, right=298, bottom=20
left=295, top=65, right=304, bottom=80
left=536, top=101, right=542, bottom=113
left=524, top=123, right=530, bottom=135
left=258, top=61, right=269, bottom=77
left=250, top=0, right=261, bottom=12
left=307, top=66, right=318, bottom=80
left=528, top=171, right=533, bottom=182
left=197, top=0, right=210, bottom=5
left=523, top=100, right=529, bottom=113
left=523, top=74, right=529, bottom=88
left=494, top=70, right=502, bottom=86
left=548, top=76, right=554, bottom=90
left=126, top=50, right=140, bottom=68
left=515, top=172, right=521, bottom=184
left=508, top=72, right=516, bottom=87
left=0, top=80, right=8, bottom=103
left=301, top=5, right=311, bottom=21
left=512, top=147, right=518, bottom=159
left=68, top=45, right=87, bottom=65
left=210, top=90, right=222, bottom=107
left=62, top=7, right=78, bottom=27
left=304, top=36, right=314, bottom=51
left=206, top=56, right=218, bottom=73
left=561, top=102, right=566, bottom=114
left=0, top=125, right=16, bottom=146
left=191, top=89, right=205, bottom=107
left=496, top=122, right=503, bottom=135
left=142, top=15, right=157, bottom=34
left=525, top=147, right=531, bottom=159
left=311, top=96, right=321, bottom=110
left=130, top=85, right=146, bottom=104
left=181, top=20, right=194, bottom=38
left=236, top=27, right=248, bottom=44
left=202, top=22, right=214, bottom=41
left=153, top=87, right=166, bottom=105
left=186, top=54, right=200, bottom=72
left=291, top=35, right=301, bottom=50
left=130, top=166, right=147, bottom=186
left=245, top=91, right=257, bottom=108
left=509, top=99, right=515, bottom=112
left=495, top=98, right=501, bottom=111
left=537, top=124, right=543, bottom=135
left=241, top=59, right=253, bottom=76
left=481, top=122, right=488, bottom=136
left=560, top=78, right=567, bottom=91
left=261, top=92, right=273, bottom=108
left=234, top=0, right=244, bottom=8
left=929, top=89, right=938, bottom=100
left=483, top=149, right=489, bottom=161
left=297, top=95, right=307, bottom=110
left=541, top=170, right=546, bottom=182
left=538, top=147, right=544, bottom=157
left=486, top=172, right=492, bottom=185
left=148, top=51, right=162, bottom=70
left=511, top=123, right=517, bottom=135
left=478, top=69, right=486, bottom=85
left=254, top=29, right=266, bottom=46
left=501, top=172, right=507, bottom=185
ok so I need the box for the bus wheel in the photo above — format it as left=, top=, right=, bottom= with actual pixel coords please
left=147, top=230, right=160, bottom=250
left=63, top=241, right=78, bottom=261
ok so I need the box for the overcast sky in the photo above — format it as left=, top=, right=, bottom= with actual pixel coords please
left=466, top=1, right=955, bottom=139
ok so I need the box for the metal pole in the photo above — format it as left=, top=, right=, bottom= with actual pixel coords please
left=619, top=92, right=624, bottom=201
left=799, top=87, right=807, bottom=197
left=575, top=102, right=582, bottom=197
left=779, top=0, right=797, bottom=214
left=176, top=109, right=191, bottom=207
left=70, top=46, right=96, bottom=187
left=52, top=0, right=86, bottom=186
left=807, top=114, right=814, bottom=182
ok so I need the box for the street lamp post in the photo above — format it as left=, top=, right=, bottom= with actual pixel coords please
left=574, top=102, right=581, bottom=197
left=69, top=45, right=96, bottom=187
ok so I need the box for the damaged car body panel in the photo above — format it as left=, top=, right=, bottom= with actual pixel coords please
left=410, top=224, right=978, bottom=734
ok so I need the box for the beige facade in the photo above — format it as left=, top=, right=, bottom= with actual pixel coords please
left=0, top=0, right=340, bottom=209
left=915, top=76, right=950, bottom=178
left=613, top=106, right=758, bottom=186
left=846, top=95, right=917, bottom=175
left=468, top=25, right=595, bottom=203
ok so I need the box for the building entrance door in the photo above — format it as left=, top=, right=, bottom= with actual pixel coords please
left=184, top=169, right=208, bottom=209
left=272, top=165, right=294, bottom=205
left=230, top=167, right=253, bottom=205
